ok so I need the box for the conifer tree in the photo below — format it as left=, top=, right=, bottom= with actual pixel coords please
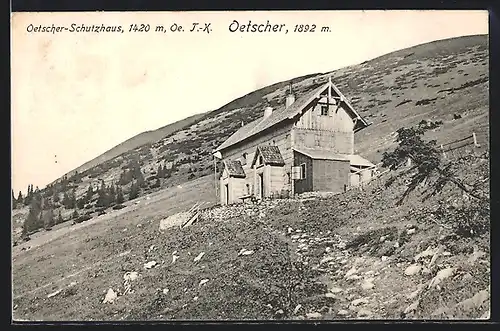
left=108, top=185, right=116, bottom=205
left=157, top=165, right=164, bottom=179
left=23, top=191, right=43, bottom=234
left=96, top=182, right=110, bottom=208
left=43, top=208, right=55, bottom=230
left=116, top=186, right=125, bottom=204
left=57, top=210, right=64, bottom=224
left=12, top=190, right=16, bottom=209
left=53, top=190, right=60, bottom=203
left=70, top=189, right=77, bottom=209
left=17, top=191, right=23, bottom=204
left=85, top=185, right=94, bottom=202
left=128, top=181, right=139, bottom=200
left=62, top=191, right=71, bottom=208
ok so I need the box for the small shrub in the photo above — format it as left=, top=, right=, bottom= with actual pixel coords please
left=113, top=204, right=126, bottom=210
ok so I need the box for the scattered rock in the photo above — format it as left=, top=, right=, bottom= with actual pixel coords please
left=404, top=264, right=422, bottom=276
left=293, top=304, right=302, bottom=314
left=325, top=293, right=336, bottom=299
left=306, top=312, right=322, bottom=319
left=159, top=212, right=193, bottom=231
left=406, top=228, right=416, bottom=235
left=404, top=299, right=420, bottom=314
left=414, top=246, right=439, bottom=262
left=468, top=249, right=486, bottom=264
left=238, top=248, right=255, bottom=256
left=361, top=278, right=375, bottom=290
left=123, top=272, right=139, bottom=281
left=351, top=297, right=369, bottom=306
left=172, top=252, right=180, bottom=264
left=406, top=284, right=425, bottom=300
left=348, top=275, right=362, bottom=281
left=338, top=309, right=349, bottom=316
left=103, top=289, right=117, bottom=304
left=275, top=309, right=284, bottom=316
left=193, top=252, right=205, bottom=263
left=144, top=261, right=158, bottom=269
left=320, top=256, right=336, bottom=265
left=357, top=308, right=373, bottom=318
left=455, top=289, right=489, bottom=312
left=47, top=289, right=62, bottom=298
left=329, top=287, right=343, bottom=294
left=162, top=288, right=169, bottom=295
left=461, top=273, right=473, bottom=283
left=199, top=279, right=209, bottom=287
left=428, top=267, right=455, bottom=288
left=345, top=266, right=357, bottom=279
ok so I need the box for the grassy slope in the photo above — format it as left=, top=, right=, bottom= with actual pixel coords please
left=60, top=113, right=205, bottom=179
left=12, top=153, right=489, bottom=320
left=12, top=35, right=490, bottom=320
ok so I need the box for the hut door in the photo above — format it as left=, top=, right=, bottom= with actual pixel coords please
left=259, top=173, right=264, bottom=199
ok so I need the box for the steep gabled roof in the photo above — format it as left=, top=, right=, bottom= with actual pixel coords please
left=223, top=160, right=246, bottom=178
left=251, top=145, right=285, bottom=168
left=215, top=79, right=369, bottom=153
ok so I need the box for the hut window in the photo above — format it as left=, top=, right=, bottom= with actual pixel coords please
left=246, top=183, right=251, bottom=195
left=286, top=172, right=291, bottom=184
left=242, top=153, right=248, bottom=165
left=321, top=105, right=329, bottom=116
left=300, top=163, right=307, bottom=179
left=259, top=156, right=263, bottom=165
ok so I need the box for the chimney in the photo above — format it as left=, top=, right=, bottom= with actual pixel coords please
left=286, top=82, right=295, bottom=108
left=264, top=106, right=273, bottom=119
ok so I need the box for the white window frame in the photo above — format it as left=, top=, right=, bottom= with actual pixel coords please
left=300, top=163, right=307, bottom=179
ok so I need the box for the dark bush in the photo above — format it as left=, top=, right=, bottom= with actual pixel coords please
left=113, top=204, right=126, bottom=210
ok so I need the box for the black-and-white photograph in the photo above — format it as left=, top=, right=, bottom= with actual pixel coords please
left=11, top=10, right=490, bottom=321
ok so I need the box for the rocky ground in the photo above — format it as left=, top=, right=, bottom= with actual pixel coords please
left=12, top=152, right=489, bottom=321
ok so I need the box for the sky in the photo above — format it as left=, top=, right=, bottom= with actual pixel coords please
left=11, top=10, right=488, bottom=194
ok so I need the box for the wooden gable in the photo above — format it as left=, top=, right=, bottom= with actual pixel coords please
left=250, top=145, right=285, bottom=168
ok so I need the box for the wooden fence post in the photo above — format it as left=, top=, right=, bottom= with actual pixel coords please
left=473, top=132, right=480, bottom=147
